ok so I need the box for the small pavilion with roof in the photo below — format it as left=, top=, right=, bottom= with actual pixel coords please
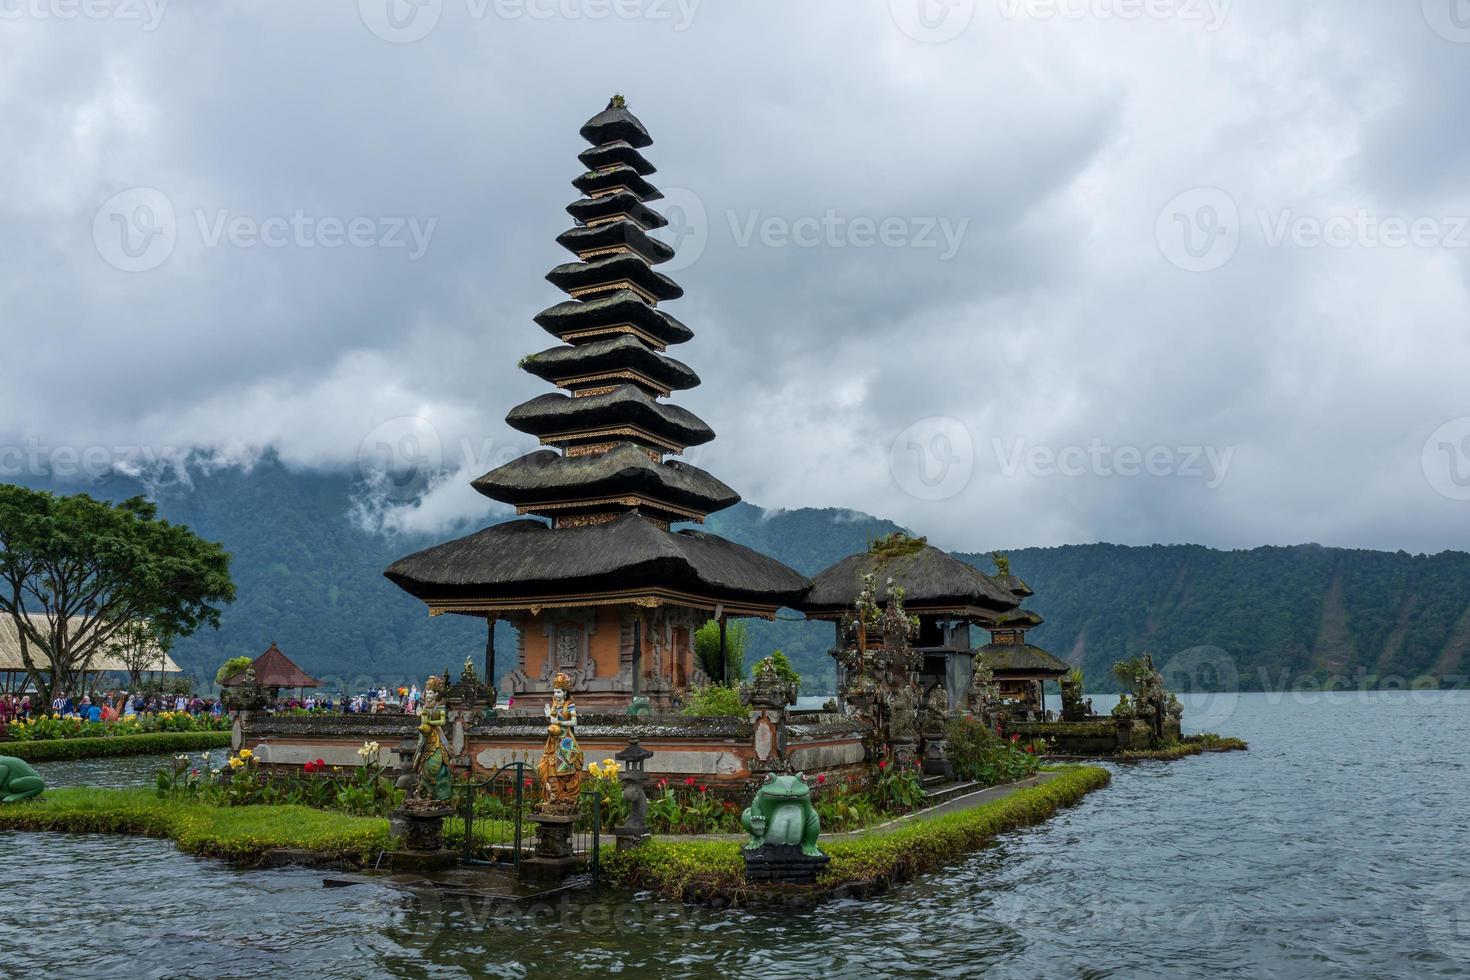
left=221, top=642, right=321, bottom=701
left=802, top=536, right=1019, bottom=711
left=974, top=560, right=1070, bottom=717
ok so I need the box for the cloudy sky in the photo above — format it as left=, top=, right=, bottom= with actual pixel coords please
left=2, top=0, right=1469, bottom=554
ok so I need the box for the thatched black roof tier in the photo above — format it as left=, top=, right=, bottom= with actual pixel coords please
left=580, top=100, right=652, bottom=148
left=385, top=513, right=810, bottom=615
left=573, top=165, right=662, bottom=201
left=578, top=140, right=656, bottom=175
left=978, top=643, right=1070, bottom=678
left=506, top=384, right=715, bottom=449
left=567, top=192, right=667, bottom=230
left=546, top=254, right=683, bottom=304
left=472, top=444, right=739, bottom=516
left=557, top=220, right=675, bottom=265
left=802, top=544, right=1019, bottom=617
left=989, top=608, right=1045, bottom=629
left=520, top=336, right=698, bottom=393
left=535, top=291, right=693, bottom=348
left=994, top=572, right=1034, bottom=598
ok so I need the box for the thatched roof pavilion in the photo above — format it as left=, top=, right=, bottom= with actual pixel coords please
left=386, top=98, right=808, bottom=707
left=221, top=642, right=320, bottom=692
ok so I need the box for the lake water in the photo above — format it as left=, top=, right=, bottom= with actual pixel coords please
left=4, top=692, right=1469, bottom=978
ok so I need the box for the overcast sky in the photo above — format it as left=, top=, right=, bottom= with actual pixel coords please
left=2, top=0, right=1469, bottom=554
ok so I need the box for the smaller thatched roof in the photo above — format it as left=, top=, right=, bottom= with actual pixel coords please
left=520, top=336, right=698, bottom=393
left=535, top=290, right=693, bottom=348
left=546, top=253, right=683, bottom=303
left=222, top=642, right=320, bottom=690
left=472, top=445, right=739, bottom=515
left=0, top=615, right=181, bottom=675
left=506, top=385, right=715, bottom=449
left=802, top=541, right=1019, bottom=618
left=978, top=643, right=1070, bottom=678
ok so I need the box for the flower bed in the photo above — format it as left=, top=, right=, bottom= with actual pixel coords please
left=604, top=765, right=1111, bottom=904
left=156, top=744, right=403, bottom=817
left=0, top=787, right=392, bottom=867
left=4, top=712, right=230, bottom=742
left=2, top=731, right=232, bottom=763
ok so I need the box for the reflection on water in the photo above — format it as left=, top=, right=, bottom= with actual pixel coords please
left=3, top=693, right=1470, bottom=978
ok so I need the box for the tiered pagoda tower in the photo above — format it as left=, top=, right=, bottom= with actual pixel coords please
left=386, top=98, right=809, bottom=709
left=975, top=565, right=1070, bottom=716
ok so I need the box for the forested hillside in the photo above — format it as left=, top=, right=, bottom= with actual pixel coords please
left=15, top=458, right=1470, bottom=692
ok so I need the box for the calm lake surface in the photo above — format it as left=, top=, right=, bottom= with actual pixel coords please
left=5, top=692, right=1470, bottom=979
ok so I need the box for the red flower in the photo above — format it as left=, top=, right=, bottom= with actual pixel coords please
left=303, top=761, right=317, bottom=774
left=684, top=776, right=696, bottom=786
left=878, top=760, right=889, bottom=770
left=817, top=774, right=826, bottom=784
left=315, top=758, right=325, bottom=768
left=1010, top=734, right=1021, bottom=743
left=1026, top=746, right=1035, bottom=754
left=523, top=777, right=534, bottom=788
left=657, top=778, right=668, bottom=789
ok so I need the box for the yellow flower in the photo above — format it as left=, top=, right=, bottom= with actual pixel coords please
left=589, top=762, right=603, bottom=778
left=239, top=748, right=254, bottom=760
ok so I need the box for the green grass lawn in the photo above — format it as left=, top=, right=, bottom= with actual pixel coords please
left=0, top=787, right=392, bottom=867
left=605, top=765, right=1112, bottom=902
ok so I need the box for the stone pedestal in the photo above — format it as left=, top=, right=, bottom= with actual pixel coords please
left=387, top=803, right=457, bottom=872
left=890, top=738, right=919, bottom=770
left=921, top=734, right=951, bottom=779
left=743, top=844, right=831, bottom=885
left=521, top=813, right=578, bottom=884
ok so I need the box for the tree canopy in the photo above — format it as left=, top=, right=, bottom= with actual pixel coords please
left=0, top=485, right=236, bottom=700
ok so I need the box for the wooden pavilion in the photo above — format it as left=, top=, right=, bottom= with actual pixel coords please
left=221, top=642, right=321, bottom=700
left=802, top=537, right=1020, bottom=710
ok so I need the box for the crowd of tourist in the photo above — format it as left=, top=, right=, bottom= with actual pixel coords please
left=273, top=685, right=425, bottom=715
left=0, top=690, right=226, bottom=724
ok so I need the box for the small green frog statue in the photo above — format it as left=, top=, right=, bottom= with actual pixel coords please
left=0, top=756, right=45, bottom=803
left=741, top=772, right=823, bottom=858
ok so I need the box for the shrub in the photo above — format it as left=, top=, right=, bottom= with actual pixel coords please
left=216, top=656, right=255, bottom=686
left=681, top=684, right=745, bottom=718
left=5, top=712, right=229, bottom=742
left=946, top=717, right=1043, bottom=786
left=2, top=731, right=231, bottom=763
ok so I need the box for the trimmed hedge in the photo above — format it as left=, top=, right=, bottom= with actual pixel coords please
left=0, top=787, right=391, bottom=867
left=0, top=731, right=232, bottom=763
left=604, top=765, right=1111, bottom=903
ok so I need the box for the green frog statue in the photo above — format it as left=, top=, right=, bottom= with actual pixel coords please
left=0, top=756, right=45, bottom=803
left=741, top=772, right=824, bottom=858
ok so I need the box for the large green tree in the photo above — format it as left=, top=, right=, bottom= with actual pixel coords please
left=0, top=485, right=235, bottom=702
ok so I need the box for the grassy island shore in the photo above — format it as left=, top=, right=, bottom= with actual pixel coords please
left=0, top=787, right=391, bottom=866
left=605, top=765, right=1112, bottom=905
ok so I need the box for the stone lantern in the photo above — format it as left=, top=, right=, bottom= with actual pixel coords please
left=614, top=737, right=654, bottom=850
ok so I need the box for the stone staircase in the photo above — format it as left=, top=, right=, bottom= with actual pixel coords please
left=920, top=775, right=982, bottom=808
